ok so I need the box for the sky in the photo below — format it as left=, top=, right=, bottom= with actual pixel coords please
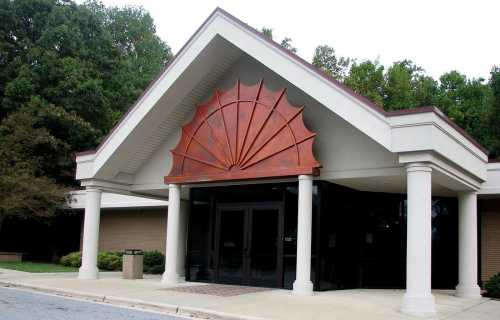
left=96, top=0, right=499, bottom=80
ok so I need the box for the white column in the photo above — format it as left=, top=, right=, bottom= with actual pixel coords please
left=162, top=183, right=182, bottom=285
left=78, top=187, right=102, bottom=280
left=176, top=200, right=189, bottom=280
left=455, top=191, right=481, bottom=298
left=401, top=163, right=436, bottom=316
left=293, top=175, right=314, bottom=295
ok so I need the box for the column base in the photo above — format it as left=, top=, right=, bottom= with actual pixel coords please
left=78, top=266, right=99, bottom=280
left=161, top=272, right=185, bottom=286
left=292, top=280, right=313, bottom=296
left=455, top=284, right=481, bottom=298
left=400, top=293, right=436, bottom=317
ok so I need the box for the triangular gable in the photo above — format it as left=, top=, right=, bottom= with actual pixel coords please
left=76, top=8, right=487, bottom=183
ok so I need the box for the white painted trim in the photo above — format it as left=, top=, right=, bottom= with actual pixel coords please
left=320, top=166, right=404, bottom=180
left=68, top=190, right=168, bottom=209
left=398, top=152, right=482, bottom=190
left=478, top=162, right=500, bottom=196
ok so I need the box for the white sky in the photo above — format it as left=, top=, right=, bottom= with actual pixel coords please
left=96, top=0, right=499, bottom=80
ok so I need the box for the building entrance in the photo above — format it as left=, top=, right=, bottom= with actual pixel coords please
left=215, top=203, right=284, bottom=287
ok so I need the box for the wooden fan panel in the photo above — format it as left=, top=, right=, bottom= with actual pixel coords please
left=165, top=80, right=320, bottom=184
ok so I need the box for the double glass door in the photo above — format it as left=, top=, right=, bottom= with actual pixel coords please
left=215, top=203, right=283, bottom=287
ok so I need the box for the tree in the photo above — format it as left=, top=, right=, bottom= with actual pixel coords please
left=383, top=60, right=419, bottom=110
left=312, top=45, right=351, bottom=81
left=0, top=110, right=69, bottom=234
left=0, top=0, right=170, bottom=232
left=260, top=27, right=297, bottom=53
left=261, top=27, right=273, bottom=40
left=0, top=0, right=171, bottom=132
left=344, top=60, right=385, bottom=106
left=434, top=71, right=491, bottom=145
left=487, top=67, right=500, bottom=158
left=382, top=60, right=440, bottom=111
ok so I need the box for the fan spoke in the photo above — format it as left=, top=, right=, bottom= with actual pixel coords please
left=239, top=88, right=286, bottom=165
left=182, top=128, right=230, bottom=170
left=238, top=80, right=263, bottom=166
left=215, top=90, right=234, bottom=165
left=173, top=150, right=228, bottom=171
left=240, top=133, right=316, bottom=170
left=240, top=107, right=304, bottom=168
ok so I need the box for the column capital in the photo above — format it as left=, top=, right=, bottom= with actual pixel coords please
left=298, top=174, right=313, bottom=181
left=405, top=162, right=432, bottom=173
left=457, top=190, right=478, bottom=197
left=85, top=186, right=103, bottom=193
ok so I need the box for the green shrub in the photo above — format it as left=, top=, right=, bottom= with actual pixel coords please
left=60, top=250, right=164, bottom=273
left=97, top=252, right=122, bottom=271
left=484, top=272, right=500, bottom=298
left=143, top=250, right=165, bottom=274
left=60, top=251, right=122, bottom=271
left=60, top=252, right=81, bottom=268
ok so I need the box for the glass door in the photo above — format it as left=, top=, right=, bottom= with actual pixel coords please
left=215, top=203, right=283, bottom=287
left=215, top=207, right=246, bottom=284
left=248, top=205, right=283, bottom=287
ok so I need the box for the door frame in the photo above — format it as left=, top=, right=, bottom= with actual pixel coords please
left=214, top=202, right=284, bottom=287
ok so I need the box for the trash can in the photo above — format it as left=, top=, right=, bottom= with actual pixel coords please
left=122, top=249, right=144, bottom=279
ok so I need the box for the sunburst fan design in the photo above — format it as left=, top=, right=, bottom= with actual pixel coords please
left=164, top=80, right=320, bottom=184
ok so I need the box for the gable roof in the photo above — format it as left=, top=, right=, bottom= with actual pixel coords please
left=75, top=7, right=488, bottom=184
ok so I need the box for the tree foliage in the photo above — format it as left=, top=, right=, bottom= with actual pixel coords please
left=0, top=0, right=171, bottom=228
left=344, top=60, right=385, bottom=106
left=260, top=26, right=297, bottom=53
left=488, top=67, right=500, bottom=158
left=312, top=45, right=350, bottom=81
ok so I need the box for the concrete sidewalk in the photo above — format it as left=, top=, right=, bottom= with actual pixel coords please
left=0, top=268, right=498, bottom=320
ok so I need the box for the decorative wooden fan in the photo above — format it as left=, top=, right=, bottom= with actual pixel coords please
left=164, top=80, right=320, bottom=184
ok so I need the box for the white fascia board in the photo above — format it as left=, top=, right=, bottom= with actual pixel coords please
left=75, top=153, right=95, bottom=180
left=479, top=163, right=500, bottom=195
left=80, top=179, right=132, bottom=194
left=391, top=112, right=487, bottom=181
left=68, top=190, right=168, bottom=209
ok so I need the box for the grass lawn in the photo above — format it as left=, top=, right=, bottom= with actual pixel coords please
left=0, top=261, right=78, bottom=273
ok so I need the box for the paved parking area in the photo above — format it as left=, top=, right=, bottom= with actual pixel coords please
left=0, top=287, right=184, bottom=320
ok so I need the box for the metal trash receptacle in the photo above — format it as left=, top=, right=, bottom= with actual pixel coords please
left=122, top=249, right=144, bottom=279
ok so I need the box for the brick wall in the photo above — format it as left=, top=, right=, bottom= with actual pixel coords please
left=80, top=208, right=167, bottom=254
left=480, top=198, right=500, bottom=283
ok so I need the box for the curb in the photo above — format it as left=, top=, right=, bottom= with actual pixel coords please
left=0, top=280, right=269, bottom=320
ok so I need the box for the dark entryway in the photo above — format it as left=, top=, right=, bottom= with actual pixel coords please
left=215, top=203, right=283, bottom=287
left=186, top=182, right=459, bottom=291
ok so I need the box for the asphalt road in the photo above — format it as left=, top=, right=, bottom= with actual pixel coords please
left=0, top=287, right=184, bottom=320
